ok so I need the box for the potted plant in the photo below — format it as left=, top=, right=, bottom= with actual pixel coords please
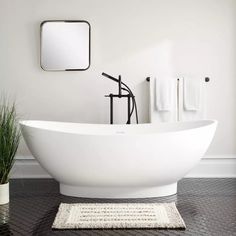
left=0, top=100, right=20, bottom=204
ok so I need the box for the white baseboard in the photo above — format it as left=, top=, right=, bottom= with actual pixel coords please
left=11, top=155, right=236, bottom=179
left=185, top=158, right=236, bottom=178
left=11, top=159, right=51, bottom=178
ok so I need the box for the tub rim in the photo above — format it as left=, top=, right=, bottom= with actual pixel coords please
left=19, top=119, right=218, bottom=136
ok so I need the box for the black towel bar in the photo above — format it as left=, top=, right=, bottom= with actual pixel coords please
left=146, top=77, right=210, bottom=82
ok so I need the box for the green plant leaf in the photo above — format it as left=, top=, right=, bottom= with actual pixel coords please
left=0, top=99, right=21, bottom=184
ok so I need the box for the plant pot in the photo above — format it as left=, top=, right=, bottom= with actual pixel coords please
left=0, top=183, right=9, bottom=205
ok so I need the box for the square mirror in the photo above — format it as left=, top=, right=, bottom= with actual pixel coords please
left=40, top=21, right=90, bottom=71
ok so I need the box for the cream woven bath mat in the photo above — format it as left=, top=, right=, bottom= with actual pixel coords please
left=52, top=202, right=186, bottom=229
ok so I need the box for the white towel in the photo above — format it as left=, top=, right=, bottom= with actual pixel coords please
left=179, top=77, right=206, bottom=121
left=183, top=78, right=201, bottom=111
left=149, top=77, right=177, bottom=123
left=155, top=78, right=174, bottom=111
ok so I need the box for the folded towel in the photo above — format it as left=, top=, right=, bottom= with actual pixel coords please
left=149, top=77, right=177, bottom=123
left=155, top=78, right=174, bottom=111
left=183, top=78, right=201, bottom=111
left=179, top=77, right=206, bottom=121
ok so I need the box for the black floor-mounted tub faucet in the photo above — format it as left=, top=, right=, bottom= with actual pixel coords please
left=102, top=72, right=138, bottom=124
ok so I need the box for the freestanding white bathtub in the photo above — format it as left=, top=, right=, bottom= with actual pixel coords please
left=20, top=120, right=217, bottom=198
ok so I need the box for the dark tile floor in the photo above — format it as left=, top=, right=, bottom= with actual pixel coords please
left=0, top=179, right=235, bottom=236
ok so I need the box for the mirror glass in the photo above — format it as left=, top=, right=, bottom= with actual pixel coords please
left=40, top=21, right=90, bottom=71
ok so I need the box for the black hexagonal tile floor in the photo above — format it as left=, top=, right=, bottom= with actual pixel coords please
left=0, top=178, right=235, bottom=235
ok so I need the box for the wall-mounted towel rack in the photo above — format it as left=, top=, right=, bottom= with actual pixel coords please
left=146, top=77, right=210, bottom=82
left=147, top=76, right=209, bottom=123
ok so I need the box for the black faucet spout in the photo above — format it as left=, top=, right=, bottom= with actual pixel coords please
left=102, top=72, right=119, bottom=83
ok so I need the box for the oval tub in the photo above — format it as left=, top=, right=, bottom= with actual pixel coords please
left=20, top=120, right=217, bottom=198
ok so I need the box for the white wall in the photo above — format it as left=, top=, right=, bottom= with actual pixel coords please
left=1, top=0, right=236, bottom=159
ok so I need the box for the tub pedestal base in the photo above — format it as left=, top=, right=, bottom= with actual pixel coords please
left=60, top=183, right=177, bottom=198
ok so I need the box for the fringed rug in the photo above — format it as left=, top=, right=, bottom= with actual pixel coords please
left=52, top=202, right=186, bottom=229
